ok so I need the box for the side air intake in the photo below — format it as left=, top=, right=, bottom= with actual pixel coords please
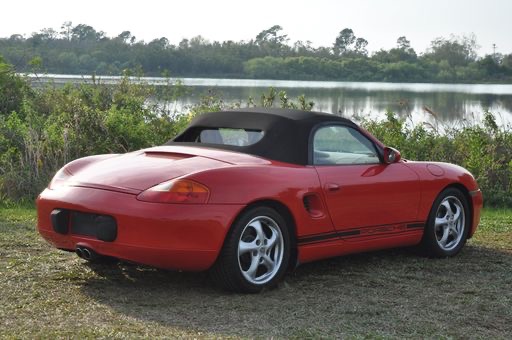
left=302, top=194, right=325, bottom=218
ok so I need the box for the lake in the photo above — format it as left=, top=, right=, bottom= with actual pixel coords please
left=28, top=74, right=512, bottom=126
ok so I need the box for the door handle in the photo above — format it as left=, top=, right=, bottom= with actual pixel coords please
left=325, top=183, right=340, bottom=192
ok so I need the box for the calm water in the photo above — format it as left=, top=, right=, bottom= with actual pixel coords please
left=29, top=74, right=512, bottom=126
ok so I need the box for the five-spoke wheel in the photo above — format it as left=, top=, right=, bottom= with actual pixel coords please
left=238, top=216, right=284, bottom=285
left=211, top=206, right=291, bottom=293
left=434, top=196, right=465, bottom=251
left=422, top=188, right=470, bottom=257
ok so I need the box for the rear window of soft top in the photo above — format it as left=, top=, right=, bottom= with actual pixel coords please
left=179, top=127, right=264, bottom=147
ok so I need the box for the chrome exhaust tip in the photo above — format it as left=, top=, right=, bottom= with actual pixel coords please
left=75, top=247, right=84, bottom=258
left=82, top=247, right=92, bottom=260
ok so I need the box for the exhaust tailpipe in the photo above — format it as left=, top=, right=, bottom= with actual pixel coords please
left=75, top=247, right=84, bottom=258
left=82, top=247, right=93, bottom=260
left=76, top=246, right=99, bottom=261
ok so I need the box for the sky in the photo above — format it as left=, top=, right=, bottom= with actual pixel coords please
left=1, top=0, right=511, bottom=56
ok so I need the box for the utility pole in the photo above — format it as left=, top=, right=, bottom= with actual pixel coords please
left=492, top=43, right=497, bottom=59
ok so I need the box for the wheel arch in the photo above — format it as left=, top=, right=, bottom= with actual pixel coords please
left=438, top=182, right=474, bottom=239
left=229, top=199, right=298, bottom=270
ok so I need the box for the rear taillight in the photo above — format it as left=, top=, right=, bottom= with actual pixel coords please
left=137, top=179, right=210, bottom=204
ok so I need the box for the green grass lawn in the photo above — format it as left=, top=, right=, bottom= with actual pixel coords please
left=1, top=207, right=511, bottom=338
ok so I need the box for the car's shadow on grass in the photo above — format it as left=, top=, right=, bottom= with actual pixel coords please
left=80, top=244, right=512, bottom=338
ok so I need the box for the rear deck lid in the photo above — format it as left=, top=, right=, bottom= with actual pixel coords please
left=69, top=147, right=234, bottom=192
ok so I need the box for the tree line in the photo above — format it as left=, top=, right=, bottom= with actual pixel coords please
left=1, top=23, right=512, bottom=83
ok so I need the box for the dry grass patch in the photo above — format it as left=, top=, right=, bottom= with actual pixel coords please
left=0, top=207, right=511, bottom=338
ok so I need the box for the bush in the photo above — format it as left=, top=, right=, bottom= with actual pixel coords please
left=0, top=75, right=181, bottom=200
left=0, top=56, right=33, bottom=116
left=0, top=65, right=510, bottom=207
left=0, top=71, right=315, bottom=202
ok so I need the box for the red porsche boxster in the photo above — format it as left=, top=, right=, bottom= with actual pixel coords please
left=37, top=108, right=483, bottom=292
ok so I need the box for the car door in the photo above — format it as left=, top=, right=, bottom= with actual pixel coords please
left=312, top=124, right=421, bottom=232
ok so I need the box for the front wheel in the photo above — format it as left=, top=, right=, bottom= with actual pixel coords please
left=211, top=206, right=291, bottom=293
left=421, top=188, right=470, bottom=257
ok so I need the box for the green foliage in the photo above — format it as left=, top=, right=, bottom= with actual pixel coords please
left=0, top=66, right=315, bottom=202
left=0, top=74, right=181, bottom=200
left=424, top=34, right=478, bottom=67
left=0, top=55, right=33, bottom=115
left=0, top=60, right=511, bottom=206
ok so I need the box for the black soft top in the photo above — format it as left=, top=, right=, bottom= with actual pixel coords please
left=169, top=108, right=357, bottom=165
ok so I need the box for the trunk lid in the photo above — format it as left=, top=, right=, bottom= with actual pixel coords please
left=70, top=146, right=262, bottom=192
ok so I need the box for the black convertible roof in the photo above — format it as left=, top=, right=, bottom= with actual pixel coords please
left=169, top=108, right=357, bottom=165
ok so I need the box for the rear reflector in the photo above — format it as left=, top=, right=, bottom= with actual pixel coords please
left=51, top=209, right=70, bottom=234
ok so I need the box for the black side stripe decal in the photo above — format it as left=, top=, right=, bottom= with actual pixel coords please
left=299, top=230, right=359, bottom=244
left=298, top=222, right=425, bottom=245
left=407, top=223, right=425, bottom=229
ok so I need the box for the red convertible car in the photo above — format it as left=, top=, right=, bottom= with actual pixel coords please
left=37, top=108, right=483, bottom=292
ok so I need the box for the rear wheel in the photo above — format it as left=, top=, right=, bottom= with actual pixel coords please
left=421, top=188, right=470, bottom=257
left=211, top=206, right=291, bottom=293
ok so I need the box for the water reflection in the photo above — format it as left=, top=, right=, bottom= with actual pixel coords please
left=29, top=75, right=512, bottom=126
left=182, top=85, right=512, bottom=125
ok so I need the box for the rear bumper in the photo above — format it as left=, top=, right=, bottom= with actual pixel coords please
left=37, top=186, right=244, bottom=271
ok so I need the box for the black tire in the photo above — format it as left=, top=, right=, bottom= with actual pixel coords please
left=210, top=206, right=291, bottom=293
left=421, top=188, right=470, bottom=257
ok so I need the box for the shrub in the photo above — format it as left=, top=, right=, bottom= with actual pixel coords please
left=0, top=66, right=510, bottom=206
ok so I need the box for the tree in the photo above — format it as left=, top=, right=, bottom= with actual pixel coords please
left=255, top=25, right=289, bottom=56
left=502, top=54, right=512, bottom=69
left=117, top=31, right=132, bottom=44
left=425, top=34, right=479, bottom=67
left=71, top=24, right=99, bottom=42
left=179, top=39, right=189, bottom=49
left=189, top=35, right=209, bottom=48
left=293, top=40, right=315, bottom=55
left=39, top=28, right=58, bottom=41
left=334, top=28, right=356, bottom=55
left=60, top=21, right=73, bottom=41
left=8, top=34, right=24, bottom=42
left=255, top=25, right=288, bottom=46
left=354, top=38, right=369, bottom=56
left=397, top=36, right=411, bottom=50
left=372, top=36, right=417, bottom=63
left=478, top=55, right=502, bottom=79
left=0, top=56, right=31, bottom=115
left=149, top=37, right=170, bottom=49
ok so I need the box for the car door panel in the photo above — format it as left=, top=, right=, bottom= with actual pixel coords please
left=315, top=163, right=421, bottom=230
left=311, top=124, right=421, bottom=233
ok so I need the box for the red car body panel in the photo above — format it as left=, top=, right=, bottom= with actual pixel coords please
left=315, top=163, right=421, bottom=229
left=37, top=185, right=243, bottom=270
left=403, top=161, right=483, bottom=237
left=37, top=109, right=483, bottom=272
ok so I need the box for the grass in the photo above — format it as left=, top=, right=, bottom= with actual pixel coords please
left=0, top=207, right=511, bottom=338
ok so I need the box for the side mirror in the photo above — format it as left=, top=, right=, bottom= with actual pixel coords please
left=383, top=147, right=401, bottom=164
